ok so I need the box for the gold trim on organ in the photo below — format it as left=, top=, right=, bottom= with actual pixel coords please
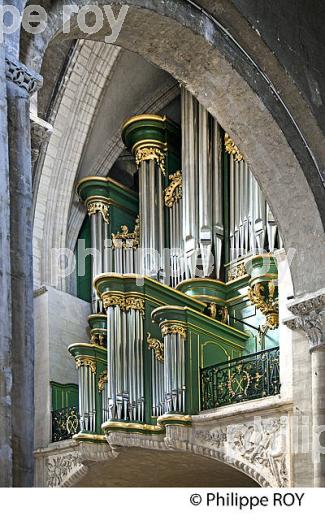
left=86, top=199, right=110, bottom=224
left=224, top=133, right=243, bottom=162
left=75, top=357, right=97, bottom=373
left=135, top=147, right=166, bottom=174
left=98, top=371, right=108, bottom=392
left=164, top=171, right=183, bottom=207
left=161, top=324, right=187, bottom=339
left=112, top=216, right=140, bottom=249
left=147, top=333, right=164, bottom=362
left=102, top=292, right=145, bottom=315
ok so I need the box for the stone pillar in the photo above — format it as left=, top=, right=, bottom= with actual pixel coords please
left=5, top=57, right=42, bottom=486
left=285, top=290, right=325, bottom=487
left=0, top=25, right=12, bottom=488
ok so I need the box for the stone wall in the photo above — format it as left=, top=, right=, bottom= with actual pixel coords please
left=34, top=287, right=90, bottom=449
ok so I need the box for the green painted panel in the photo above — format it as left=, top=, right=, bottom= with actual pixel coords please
left=76, top=216, right=91, bottom=303
left=51, top=382, right=79, bottom=411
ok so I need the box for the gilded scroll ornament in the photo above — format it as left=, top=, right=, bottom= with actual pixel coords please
left=75, top=357, right=96, bottom=374
left=102, top=292, right=145, bottom=314
left=135, top=147, right=166, bottom=174
left=164, top=171, right=183, bottom=207
left=224, top=133, right=243, bottom=162
left=161, top=324, right=187, bottom=339
left=248, top=281, right=279, bottom=329
left=98, top=371, right=108, bottom=392
left=228, top=262, right=247, bottom=281
left=125, top=296, right=145, bottom=314
left=147, top=333, right=164, bottom=362
left=102, top=294, right=125, bottom=310
left=87, top=200, right=110, bottom=224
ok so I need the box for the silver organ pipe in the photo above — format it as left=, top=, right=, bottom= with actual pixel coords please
left=165, top=170, right=184, bottom=287
left=181, top=87, right=199, bottom=278
left=182, top=87, right=225, bottom=280
left=106, top=300, right=145, bottom=423
left=76, top=359, right=96, bottom=433
left=161, top=326, right=186, bottom=414
left=136, top=159, right=166, bottom=281
left=198, top=104, right=213, bottom=277
left=88, top=208, right=110, bottom=314
left=227, top=158, right=279, bottom=260
left=212, top=121, right=224, bottom=279
left=101, top=381, right=109, bottom=423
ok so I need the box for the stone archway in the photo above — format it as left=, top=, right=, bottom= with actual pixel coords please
left=21, top=0, right=325, bottom=298
left=74, top=448, right=259, bottom=487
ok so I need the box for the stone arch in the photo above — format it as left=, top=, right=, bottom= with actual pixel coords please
left=59, top=442, right=263, bottom=487
left=23, top=0, right=325, bottom=297
left=32, top=37, right=179, bottom=290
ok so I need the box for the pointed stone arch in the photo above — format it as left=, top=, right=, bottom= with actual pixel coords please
left=22, top=0, right=324, bottom=297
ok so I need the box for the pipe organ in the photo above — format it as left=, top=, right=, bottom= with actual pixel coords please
left=67, top=89, right=282, bottom=442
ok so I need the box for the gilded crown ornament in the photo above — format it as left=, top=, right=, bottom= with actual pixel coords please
left=135, top=147, right=166, bottom=174
left=87, top=200, right=110, bottom=224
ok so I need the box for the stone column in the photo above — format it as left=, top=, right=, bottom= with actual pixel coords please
left=5, top=57, right=42, bottom=486
left=286, top=290, right=325, bottom=487
left=0, top=27, right=12, bottom=488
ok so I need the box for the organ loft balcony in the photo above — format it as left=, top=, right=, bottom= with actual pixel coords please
left=49, top=110, right=281, bottom=445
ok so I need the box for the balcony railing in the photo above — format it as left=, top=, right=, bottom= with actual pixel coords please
left=51, top=406, right=80, bottom=442
left=200, top=347, right=280, bottom=410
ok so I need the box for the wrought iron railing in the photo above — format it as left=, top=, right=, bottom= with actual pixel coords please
left=200, top=347, right=280, bottom=410
left=51, top=406, right=80, bottom=442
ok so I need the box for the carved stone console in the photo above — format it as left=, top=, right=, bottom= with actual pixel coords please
left=285, top=290, right=325, bottom=487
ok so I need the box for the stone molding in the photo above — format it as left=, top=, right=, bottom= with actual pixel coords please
left=5, top=57, right=43, bottom=94
left=285, top=291, right=325, bottom=351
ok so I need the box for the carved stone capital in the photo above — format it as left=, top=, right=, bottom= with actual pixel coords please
left=285, top=291, right=325, bottom=351
left=6, top=57, right=43, bottom=94
left=30, top=114, right=53, bottom=164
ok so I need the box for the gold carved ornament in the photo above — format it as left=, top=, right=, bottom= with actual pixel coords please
left=98, top=371, right=108, bottom=392
left=248, top=281, right=279, bottom=330
left=228, top=262, right=247, bottom=281
left=224, top=133, right=243, bottom=162
left=75, top=357, right=96, bottom=374
left=90, top=332, right=106, bottom=347
left=208, top=303, right=229, bottom=324
left=161, top=324, right=187, bottom=339
left=102, top=294, right=125, bottom=310
left=209, top=302, right=218, bottom=320
left=112, top=216, right=140, bottom=250
left=102, top=293, right=145, bottom=315
left=87, top=200, right=110, bottom=224
left=147, top=333, right=164, bottom=362
left=164, top=171, right=183, bottom=207
left=135, top=147, right=166, bottom=174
